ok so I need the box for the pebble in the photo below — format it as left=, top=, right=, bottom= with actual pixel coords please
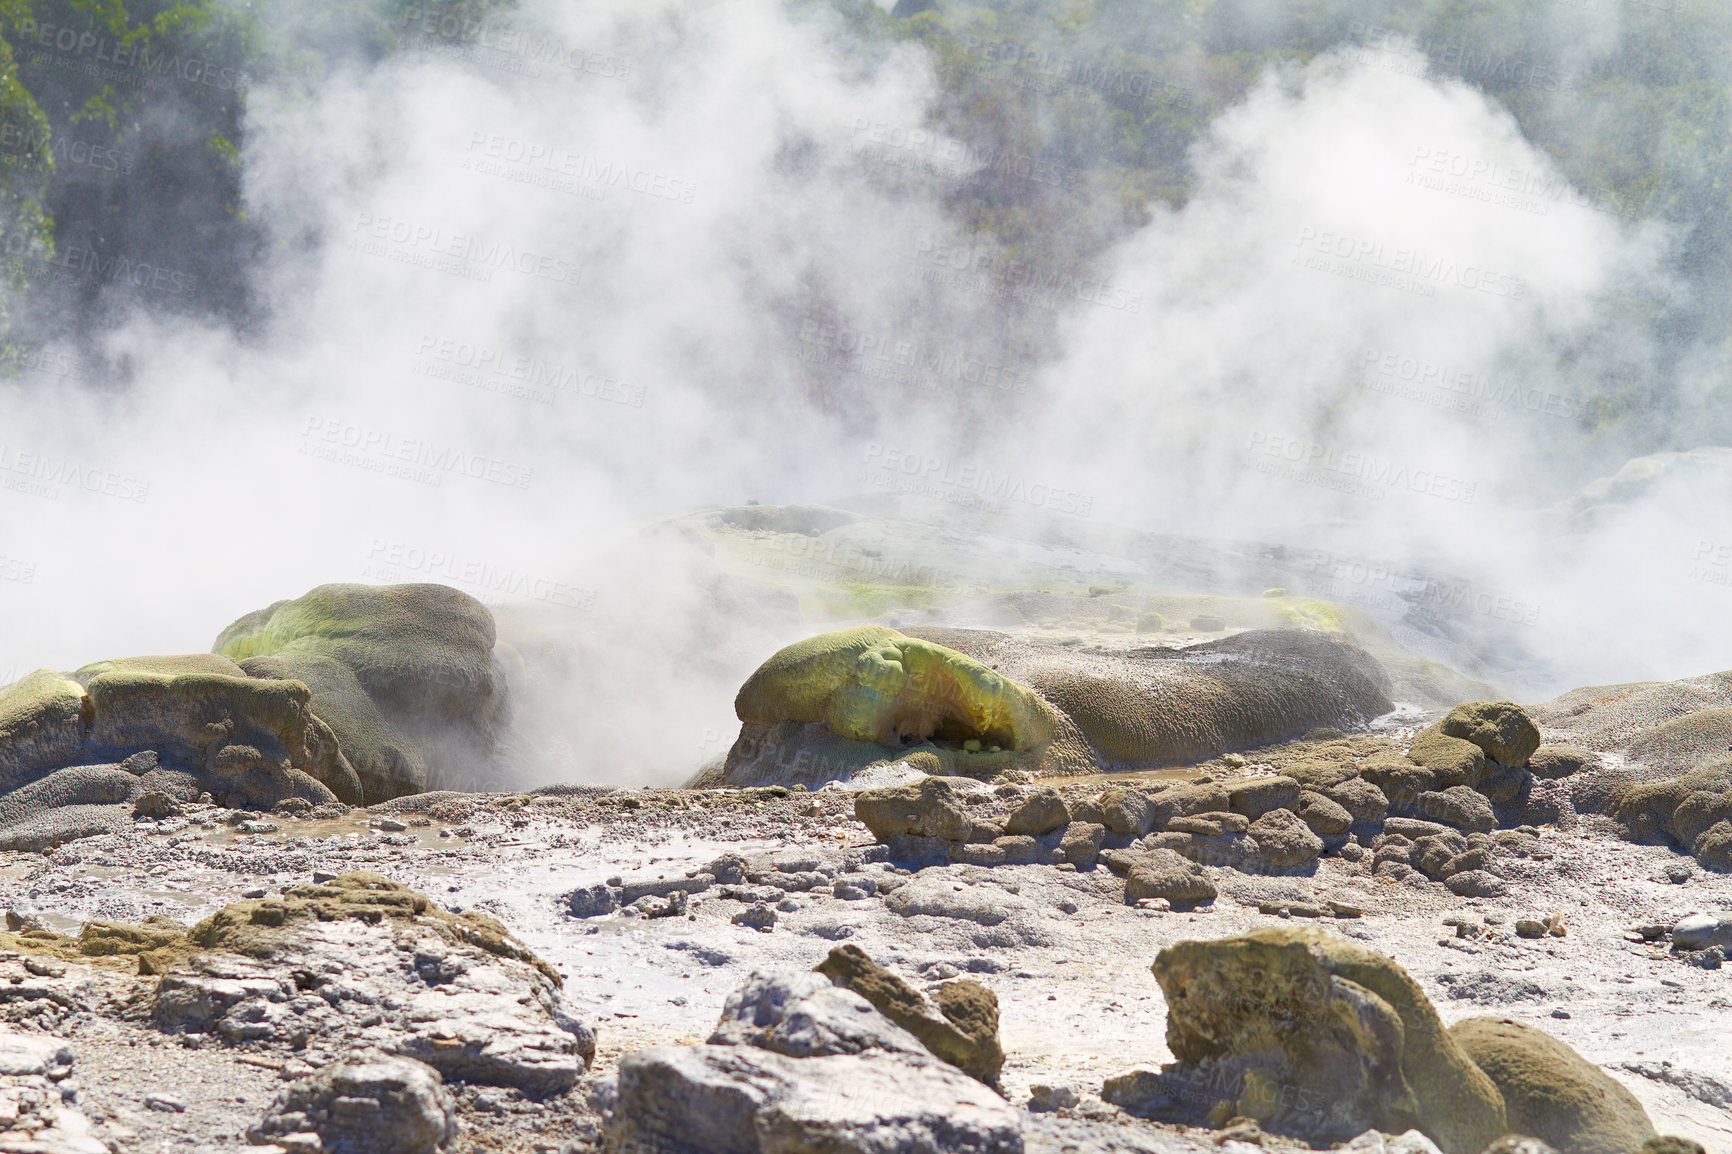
left=238, top=820, right=279, bottom=834
left=144, top=1093, right=187, bottom=1113
left=1550, top=1009, right=1571, bottom=1019
left=1515, top=919, right=1546, bottom=939
left=374, top=818, right=409, bottom=832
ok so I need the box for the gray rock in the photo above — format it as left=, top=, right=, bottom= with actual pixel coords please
left=1416, top=786, right=1496, bottom=833
left=249, top=1051, right=456, bottom=1154
left=1670, top=913, right=1732, bottom=951
left=1003, top=789, right=1069, bottom=836
left=709, top=972, right=927, bottom=1059
left=568, top=884, right=619, bottom=918
left=733, top=903, right=777, bottom=932
left=607, top=1044, right=1022, bottom=1154
left=1444, top=870, right=1508, bottom=898
left=1058, top=822, right=1105, bottom=867
left=1123, top=849, right=1216, bottom=910
left=1247, top=807, right=1324, bottom=871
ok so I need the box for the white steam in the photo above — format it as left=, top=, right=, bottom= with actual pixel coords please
left=0, top=12, right=1721, bottom=783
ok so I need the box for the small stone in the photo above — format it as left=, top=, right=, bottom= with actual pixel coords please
left=1327, top=901, right=1362, bottom=919
left=1550, top=1009, right=1571, bottom=1019
left=833, top=883, right=870, bottom=901
left=22, top=957, right=65, bottom=978
left=238, top=820, right=279, bottom=834
left=144, top=1092, right=186, bottom=1112
left=567, top=885, right=618, bottom=919
left=1543, top=912, right=1566, bottom=937
left=243, top=888, right=268, bottom=899
left=1515, top=919, right=1546, bottom=939
left=1027, top=1084, right=1079, bottom=1112
left=732, top=903, right=776, bottom=932
left=1663, top=862, right=1694, bottom=884
left=1686, top=946, right=1724, bottom=969
left=373, top=818, right=409, bottom=833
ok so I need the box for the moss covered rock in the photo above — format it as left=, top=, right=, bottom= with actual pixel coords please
left=1449, top=1017, right=1656, bottom=1154
left=1441, top=702, right=1542, bottom=768
left=0, top=670, right=86, bottom=787
left=735, top=626, right=1056, bottom=751
left=816, top=944, right=1002, bottom=1085
left=1151, top=926, right=1505, bottom=1154
left=215, top=584, right=508, bottom=802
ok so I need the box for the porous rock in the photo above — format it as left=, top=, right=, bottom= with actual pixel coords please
left=606, top=1043, right=1022, bottom=1154
left=1247, top=807, right=1324, bottom=871
left=1123, top=848, right=1215, bottom=910
left=853, top=777, right=972, bottom=843
left=1149, top=926, right=1506, bottom=1154
left=248, top=1051, right=456, bottom=1154
left=1441, top=701, right=1542, bottom=768
left=1449, top=1017, right=1657, bottom=1154
left=815, top=944, right=1003, bottom=1085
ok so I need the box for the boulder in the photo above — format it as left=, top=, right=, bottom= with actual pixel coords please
left=1449, top=1018, right=1657, bottom=1154
left=0, top=671, right=87, bottom=787
left=1097, top=786, right=1156, bottom=836
left=1440, top=702, right=1542, bottom=768
left=1528, top=745, right=1590, bottom=780
left=1327, top=775, right=1391, bottom=825
left=1294, top=791, right=1354, bottom=836
left=1059, top=822, right=1105, bottom=867
left=1003, top=789, right=1069, bottom=836
left=733, top=626, right=1057, bottom=752
left=1406, top=728, right=1486, bottom=791
left=1417, top=786, right=1497, bottom=833
left=1147, top=782, right=1232, bottom=828
left=1124, top=848, right=1216, bottom=909
left=248, top=1052, right=456, bottom=1154
left=1226, top=776, right=1302, bottom=818
left=606, top=1044, right=1022, bottom=1154
left=1150, top=927, right=1506, bottom=1154
left=815, top=945, right=1003, bottom=1085
left=710, top=972, right=927, bottom=1060
left=1247, top=807, right=1325, bottom=871
left=214, top=583, right=508, bottom=801
left=853, top=777, right=972, bottom=843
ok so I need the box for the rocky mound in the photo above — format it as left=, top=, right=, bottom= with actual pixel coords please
left=215, top=583, right=509, bottom=801
left=845, top=699, right=1562, bottom=881
left=710, top=626, right=1396, bottom=787
left=0, top=584, right=510, bottom=845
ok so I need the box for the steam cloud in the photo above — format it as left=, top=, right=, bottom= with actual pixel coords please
left=0, top=2, right=1724, bottom=785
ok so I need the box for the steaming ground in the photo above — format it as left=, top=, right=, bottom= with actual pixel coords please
left=2, top=11, right=1727, bottom=707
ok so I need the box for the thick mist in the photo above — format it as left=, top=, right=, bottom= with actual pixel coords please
left=0, top=1, right=1726, bottom=784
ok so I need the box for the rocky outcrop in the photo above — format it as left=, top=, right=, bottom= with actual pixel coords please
left=1143, top=926, right=1507, bottom=1154
left=815, top=945, right=1004, bottom=1085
